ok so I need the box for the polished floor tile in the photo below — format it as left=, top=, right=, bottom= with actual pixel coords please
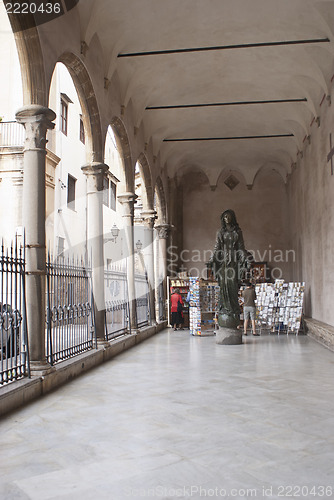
left=1, top=330, right=334, bottom=499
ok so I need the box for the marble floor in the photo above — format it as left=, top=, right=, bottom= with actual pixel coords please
left=1, top=330, right=334, bottom=500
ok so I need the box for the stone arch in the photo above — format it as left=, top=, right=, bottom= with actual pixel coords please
left=6, top=13, right=47, bottom=106
left=136, top=153, right=154, bottom=210
left=110, top=116, right=134, bottom=193
left=154, top=176, right=167, bottom=224
left=56, top=53, right=103, bottom=163
left=177, top=164, right=210, bottom=185
left=252, top=162, right=287, bottom=187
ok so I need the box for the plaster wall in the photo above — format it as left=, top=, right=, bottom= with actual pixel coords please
left=47, top=63, right=87, bottom=256
left=0, top=150, right=23, bottom=243
left=181, top=169, right=291, bottom=281
left=287, top=92, right=334, bottom=327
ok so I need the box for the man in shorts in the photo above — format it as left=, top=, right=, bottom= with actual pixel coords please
left=242, top=282, right=260, bottom=336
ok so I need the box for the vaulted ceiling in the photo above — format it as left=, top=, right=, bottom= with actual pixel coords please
left=69, top=0, right=334, bottom=182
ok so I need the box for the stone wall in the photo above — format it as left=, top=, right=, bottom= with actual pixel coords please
left=287, top=88, right=334, bottom=327
left=181, top=168, right=292, bottom=281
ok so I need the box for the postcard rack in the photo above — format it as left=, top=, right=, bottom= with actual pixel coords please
left=255, top=280, right=305, bottom=335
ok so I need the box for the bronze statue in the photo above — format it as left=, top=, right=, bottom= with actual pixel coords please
left=208, top=209, right=251, bottom=328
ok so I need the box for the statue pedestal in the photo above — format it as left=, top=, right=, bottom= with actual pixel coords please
left=216, top=327, right=242, bottom=345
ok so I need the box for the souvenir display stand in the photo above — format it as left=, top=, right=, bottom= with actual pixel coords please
left=189, top=278, right=219, bottom=335
left=167, top=277, right=190, bottom=327
left=189, top=278, right=201, bottom=335
left=255, top=280, right=305, bottom=334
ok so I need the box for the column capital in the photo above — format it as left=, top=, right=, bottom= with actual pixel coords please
left=117, top=192, right=138, bottom=219
left=117, top=192, right=138, bottom=205
left=16, top=105, right=56, bottom=150
left=81, top=162, right=109, bottom=177
left=155, top=223, right=172, bottom=239
left=141, top=209, right=158, bottom=228
left=82, top=163, right=109, bottom=194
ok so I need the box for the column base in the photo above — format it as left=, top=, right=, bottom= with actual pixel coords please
left=216, top=327, right=242, bottom=345
left=97, top=338, right=110, bottom=348
left=30, top=361, right=55, bottom=376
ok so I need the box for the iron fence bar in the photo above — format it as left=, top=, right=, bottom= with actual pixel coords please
left=21, top=247, right=30, bottom=378
left=46, top=255, right=53, bottom=365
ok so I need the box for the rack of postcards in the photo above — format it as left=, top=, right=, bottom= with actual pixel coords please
left=189, top=278, right=220, bottom=335
left=189, top=277, right=201, bottom=335
left=255, top=280, right=305, bottom=334
left=200, top=280, right=220, bottom=333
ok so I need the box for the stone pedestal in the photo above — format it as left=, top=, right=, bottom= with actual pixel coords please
left=216, top=328, right=242, bottom=345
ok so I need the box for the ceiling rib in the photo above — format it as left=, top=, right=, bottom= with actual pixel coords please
left=118, top=38, right=330, bottom=58
left=146, top=98, right=307, bottom=110
left=163, top=134, right=294, bottom=142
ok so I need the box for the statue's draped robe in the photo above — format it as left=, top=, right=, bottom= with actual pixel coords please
left=211, top=226, right=248, bottom=320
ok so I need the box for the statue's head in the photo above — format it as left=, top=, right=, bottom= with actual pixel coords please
left=221, top=209, right=238, bottom=230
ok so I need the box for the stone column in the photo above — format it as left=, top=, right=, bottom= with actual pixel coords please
left=141, top=210, right=157, bottom=324
left=155, top=224, right=171, bottom=321
left=81, top=163, right=109, bottom=340
left=118, top=192, right=137, bottom=332
left=16, top=105, right=56, bottom=367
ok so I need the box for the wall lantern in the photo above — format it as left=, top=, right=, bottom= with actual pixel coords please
left=105, top=223, right=120, bottom=244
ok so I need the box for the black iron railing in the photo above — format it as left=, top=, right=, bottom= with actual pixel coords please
left=104, top=266, right=129, bottom=339
left=135, top=273, right=150, bottom=328
left=46, top=255, right=96, bottom=365
left=0, top=237, right=29, bottom=385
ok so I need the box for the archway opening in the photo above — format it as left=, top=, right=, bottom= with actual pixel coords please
left=0, top=2, right=24, bottom=242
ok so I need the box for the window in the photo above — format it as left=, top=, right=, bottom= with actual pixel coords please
left=67, top=174, right=76, bottom=210
left=102, top=176, right=109, bottom=207
left=57, top=237, right=65, bottom=256
left=60, top=93, right=73, bottom=136
left=79, top=116, right=85, bottom=144
left=102, top=176, right=117, bottom=211
left=110, top=180, right=116, bottom=211
left=60, top=99, right=68, bottom=135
